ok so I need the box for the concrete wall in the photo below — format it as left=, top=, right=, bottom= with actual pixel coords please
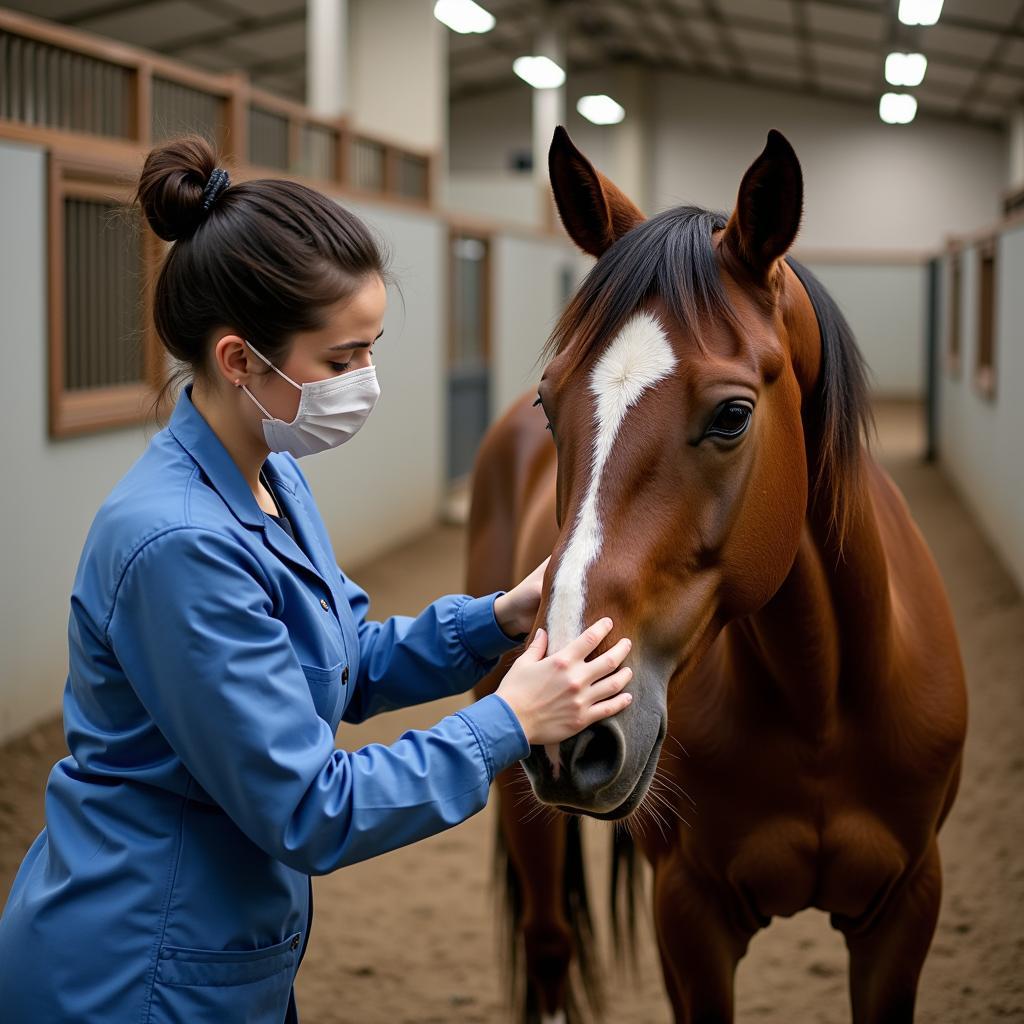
left=301, top=201, right=447, bottom=568
left=648, top=71, right=1007, bottom=254
left=802, top=259, right=926, bottom=398
left=491, top=234, right=586, bottom=416
left=936, top=222, right=1024, bottom=594
left=0, top=141, right=151, bottom=742
left=450, top=70, right=1008, bottom=254
left=347, top=0, right=446, bottom=153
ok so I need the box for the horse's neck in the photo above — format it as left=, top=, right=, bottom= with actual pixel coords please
left=731, top=451, right=893, bottom=723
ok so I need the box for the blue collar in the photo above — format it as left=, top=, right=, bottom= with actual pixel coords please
left=166, top=382, right=266, bottom=529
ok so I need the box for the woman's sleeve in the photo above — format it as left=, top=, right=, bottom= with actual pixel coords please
left=338, top=567, right=525, bottom=724
left=105, top=527, right=530, bottom=874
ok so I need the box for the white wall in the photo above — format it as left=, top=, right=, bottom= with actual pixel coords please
left=303, top=201, right=447, bottom=566
left=348, top=0, right=446, bottom=153
left=491, top=234, right=587, bottom=416
left=450, top=70, right=1008, bottom=253
left=0, top=141, right=151, bottom=742
left=650, top=72, right=1007, bottom=254
left=936, top=223, right=1024, bottom=594
left=803, top=259, right=926, bottom=398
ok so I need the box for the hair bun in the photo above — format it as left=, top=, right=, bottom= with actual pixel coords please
left=135, top=134, right=221, bottom=242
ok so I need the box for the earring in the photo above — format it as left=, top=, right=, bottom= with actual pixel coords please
left=234, top=379, right=241, bottom=387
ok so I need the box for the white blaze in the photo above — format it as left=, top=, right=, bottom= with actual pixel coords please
left=543, top=311, right=676, bottom=774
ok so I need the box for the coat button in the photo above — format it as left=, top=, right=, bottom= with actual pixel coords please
left=320, top=598, right=330, bottom=611
left=341, top=666, right=349, bottom=685
left=290, top=934, right=301, bottom=951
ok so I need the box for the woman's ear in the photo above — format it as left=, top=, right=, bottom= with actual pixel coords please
left=548, top=126, right=645, bottom=257
left=212, top=334, right=251, bottom=386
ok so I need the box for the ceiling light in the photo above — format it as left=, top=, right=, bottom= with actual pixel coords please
left=898, top=0, right=943, bottom=26
left=879, top=92, right=918, bottom=124
left=885, top=52, right=928, bottom=87
left=577, top=94, right=625, bottom=125
left=433, top=0, right=495, bottom=34
left=512, top=55, right=566, bottom=90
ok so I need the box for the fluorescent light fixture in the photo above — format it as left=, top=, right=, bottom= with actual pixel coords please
left=879, top=92, right=918, bottom=124
left=512, top=55, right=565, bottom=90
left=885, top=52, right=928, bottom=86
left=433, top=0, right=494, bottom=34
left=576, top=94, right=625, bottom=125
left=898, top=0, right=943, bottom=26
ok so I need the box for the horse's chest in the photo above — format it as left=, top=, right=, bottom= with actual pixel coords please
left=726, top=811, right=908, bottom=923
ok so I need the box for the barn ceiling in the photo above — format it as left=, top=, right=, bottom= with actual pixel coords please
left=14, top=0, right=1024, bottom=127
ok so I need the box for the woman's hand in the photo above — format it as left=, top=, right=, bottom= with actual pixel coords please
left=493, top=556, right=550, bottom=640
left=496, top=618, right=633, bottom=746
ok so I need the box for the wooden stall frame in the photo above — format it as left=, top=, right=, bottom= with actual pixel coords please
left=47, top=149, right=157, bottom=438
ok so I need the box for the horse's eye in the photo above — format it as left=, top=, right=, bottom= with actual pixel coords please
left=705, top=402, right=752, bottom=439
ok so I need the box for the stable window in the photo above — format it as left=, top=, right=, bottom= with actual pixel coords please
left=946, top=247, right=961, bottom=376
left=975, top=238, right=997, bottom=400
left=48, top=153, right=163, bottom=437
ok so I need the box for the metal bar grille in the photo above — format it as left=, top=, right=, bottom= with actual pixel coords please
left=63, top=197, right=143, bottom=390
left=298, top=122, right=337, bottom=180
left=0, top=29, right=132, bottom=137
left=151, top=74, right=225, bottom=146
left=248, top=105, right=289, bottom=169
left=395, top=152, right=429, bottom=201
left=351, top=136, right=385, bottom=192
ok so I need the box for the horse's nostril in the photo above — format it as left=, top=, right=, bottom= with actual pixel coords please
left=568, top=723, right=625, bottom=792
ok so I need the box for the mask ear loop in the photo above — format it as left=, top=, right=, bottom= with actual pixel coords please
left=238, top=339, right=303, bottom=421
left=244, top=339, right=303, bottom=390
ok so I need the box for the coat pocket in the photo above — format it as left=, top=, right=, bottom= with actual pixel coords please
left=148, top=932, right=300, bottom=1024
left=301, top=661, right=343, bottom=725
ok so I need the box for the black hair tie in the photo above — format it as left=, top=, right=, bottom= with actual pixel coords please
left=200, top=167, right=230, bottom=215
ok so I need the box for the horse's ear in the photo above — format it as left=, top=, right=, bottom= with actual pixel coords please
left=723, top=129, right=803, bottom=284
left=548, top=125, right=645, bottom=257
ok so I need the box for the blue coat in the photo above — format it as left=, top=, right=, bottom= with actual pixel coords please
left=0, top=383, right=529, bottom=1023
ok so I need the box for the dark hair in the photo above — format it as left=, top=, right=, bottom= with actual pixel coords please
left=134, top=133, right=389, bottom=414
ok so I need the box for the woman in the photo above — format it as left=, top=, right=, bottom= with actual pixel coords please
left=0, top=136, right=633, bottom=1023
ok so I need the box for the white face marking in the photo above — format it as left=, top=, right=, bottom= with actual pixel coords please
left=541, top=1013, right=567, bottom=1024
left=542, top=311, right=677, bottom=775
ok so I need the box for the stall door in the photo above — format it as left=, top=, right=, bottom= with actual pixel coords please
left=447, top=233, right=491, bottom=483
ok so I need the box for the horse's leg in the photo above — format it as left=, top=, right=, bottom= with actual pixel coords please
left=495, top=763, right=576, bottom=1022
left=476, top=651, right=588, bottom=1024
left=651, top=854, right=752, bottom=1024
left=647, top=856, right=753, bottom=1024
left=837, top=841, right=942, bottom=1024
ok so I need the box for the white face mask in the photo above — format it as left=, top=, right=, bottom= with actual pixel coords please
left=239, top=340, right=380, bottom=458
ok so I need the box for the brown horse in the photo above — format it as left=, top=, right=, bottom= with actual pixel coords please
left=468, top=126, right=966, bottom=1024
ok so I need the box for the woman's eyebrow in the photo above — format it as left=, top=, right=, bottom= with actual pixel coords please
left=327, top=329, right=384, bottom=352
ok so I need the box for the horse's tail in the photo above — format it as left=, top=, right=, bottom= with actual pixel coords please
left=494, top=813, right=604, bottom=1023
left=609, top=824, right=644, bottom=972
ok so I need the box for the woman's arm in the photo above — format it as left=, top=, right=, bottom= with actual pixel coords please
left=338, top=568, right=523, bottom=723
left=106, top=527, right=529, bottom=874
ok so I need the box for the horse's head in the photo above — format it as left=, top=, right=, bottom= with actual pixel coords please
left=522, top=127, right=834, bottom=818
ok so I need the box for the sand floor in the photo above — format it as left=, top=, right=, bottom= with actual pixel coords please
left=1, top=401, right=1021, bottom=1022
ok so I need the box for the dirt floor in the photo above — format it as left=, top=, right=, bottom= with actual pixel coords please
left=1, top=401, right=1021, bottom=1023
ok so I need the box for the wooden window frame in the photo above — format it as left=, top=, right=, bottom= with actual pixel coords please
left=974, top=237, right=997, bottom=401
left=447, top=229, right=493, bottom=371
left=946, top=245, right=961, bottom=377
left=48, top=150, right=164, bottom=438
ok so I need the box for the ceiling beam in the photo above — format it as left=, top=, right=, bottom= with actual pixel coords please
left=809, top=0, right=1024, bottom=40
left=450, top=54, right=1005, bottom=130
left=158, top=6, right=307, bottom=57
left=958, top=0, right=1024, bottom=114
